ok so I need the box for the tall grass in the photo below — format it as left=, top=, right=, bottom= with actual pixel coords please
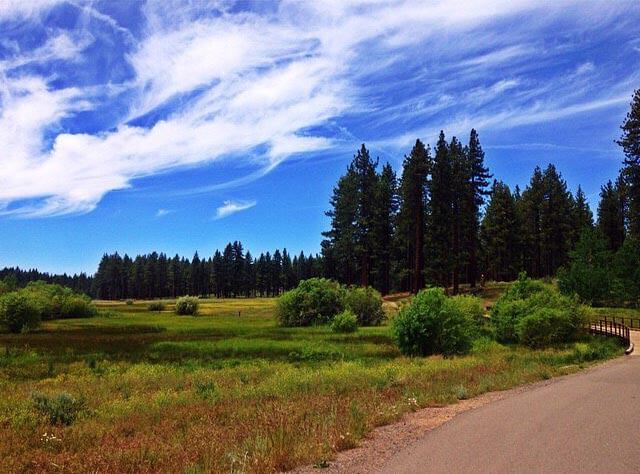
left=0, top=296, right=623, bottom=473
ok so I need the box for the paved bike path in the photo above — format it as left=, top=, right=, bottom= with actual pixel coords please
left=381, top=355, right=640, bottom=473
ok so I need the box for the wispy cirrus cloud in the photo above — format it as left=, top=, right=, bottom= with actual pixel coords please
left=215, top=199, right=256, bottom=220
left=155, top=208, right=173, bottom=218
left=0, top=0, right=638, bottom=217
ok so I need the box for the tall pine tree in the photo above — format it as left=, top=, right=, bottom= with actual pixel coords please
left=396, top=139, right=430, bottom=293
left=618, top=89, right=640, bottom=237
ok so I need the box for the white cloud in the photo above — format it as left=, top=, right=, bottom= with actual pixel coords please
left=155, top=208, right=172, bottom=217
left=0, top=0, right=63, bottom=20
left=0, top=0, right=637, bottom=217
left=214, top=199, right=256, bottom=220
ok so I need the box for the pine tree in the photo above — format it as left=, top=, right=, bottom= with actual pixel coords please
left=449, top=136, right=467, bottom=294
left=540, top=164, right=574, bottom=276
left=597, top=179, right=626, bottom=251
left=618, top=89, right=640, bottom=237
left=427, top=131, right=453, bottom=287
left=352, top=144, right=379, bottom=286
left=372, top=163, right=398, bottom=294
left=572, top=185, right=594, bottom=240
left=463, top=129, right=491, bottom=287
left=322, top=165, right=358, bottom=285
left=519, top=167, right=545, bottom=277
left=480, top=181, right=520, bottom=281
left=396, top=139, right=430, bottom=293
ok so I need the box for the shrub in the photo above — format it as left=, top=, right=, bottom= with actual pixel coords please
left=148, top=301, right=166, bottom=312
left=125, top=299, right=134, bottom=305
left=32, top=392, right=84, bottom=426
left=175, top=296, right=199, bottom=315
left=0, top=292, right=41, bottom=333
left=491, top=274, right=587, bottom=347
left=516, top=308, right=581, bottom=348
left=611, top=237, right=640, bottom=307
left=558, top=228, right=612, bottom=305
left=60, top=295, right=96, bottom=319
left=392, top=288, right=477, bottom=357
left=276, top=278, right=345, bottom=326
left=331, top=309, right=358, bottom=333
left=491, top=299, right=529, bottom=343
left=344, top=287, right=384, bottom=326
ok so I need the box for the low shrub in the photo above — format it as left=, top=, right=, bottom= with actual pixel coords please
left=491, top=273, right=587, bottom=347
left=391, top=287, right=478, bottom=357
left=0, top=292, right=41, bottom=333
left=175, top=296, right=199, bottom=315
left=32, top=392, right=84, bottom=426
left=60, top=295, right=97, bottom=319
left=148, top=301, right=166, bottom=312
left=516, top=308, right=580, bottom=348
left=331, top=309, right=358, bottom=333
left=125, top=299, right=134, bottom=305
left=344, top=287, right=384, bottom=326
left=276, top=278, right=345, bottom=326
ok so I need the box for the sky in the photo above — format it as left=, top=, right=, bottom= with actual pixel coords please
left=0, top=0, right=639, bottom=275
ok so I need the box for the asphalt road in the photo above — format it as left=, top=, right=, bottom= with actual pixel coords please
left=381, top=356, right=640, bottom=473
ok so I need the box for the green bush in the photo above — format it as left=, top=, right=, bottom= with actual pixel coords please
left=60, top=295, right=97, bottom=319
left=331, top=309, right=358, bottom=333
left=148, top=301, right=166, bottom=312
left=175, top=296, right=199, bottom=315
left=491, top=299, right=529, bottom=343
left=276, top=278, right=345, bottom=326
left=611, top=238, right=640, bottom=307
left=32, top=392, right=84, bottom=426
left=558, top=228, right=612, bottom=305
left=344, top=286, right=384, bottom=326
left=125, top=299, right=134, bottom=305
left=391, top=288, right=477, bottom=357
left=516, top=308, right=581, bottom=348
left=491, top=274, right=587, bottom=347
left=0, top=292, right=41, bottom=333
left=5, top=282, right=96, bottom=321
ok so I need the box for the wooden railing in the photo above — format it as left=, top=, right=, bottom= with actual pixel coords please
left=601, top=315, right=640, bottom=330
left=589, top=319, right=634, bottom=354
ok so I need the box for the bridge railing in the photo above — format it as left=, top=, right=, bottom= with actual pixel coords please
left=589, top=319, right=633, bottom=354
left=601, top=315, right=640, bottom=330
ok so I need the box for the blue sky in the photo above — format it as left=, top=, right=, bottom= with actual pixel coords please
left=0, top=0, right=639, bottom=274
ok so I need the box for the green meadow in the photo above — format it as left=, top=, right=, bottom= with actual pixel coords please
left=0, top=295, right=623, bottom=473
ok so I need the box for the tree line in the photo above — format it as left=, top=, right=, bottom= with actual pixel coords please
left=91, top=243, right=323, bottom=299
left=2, top=90, right=638, bottom=300
left=322, top=89, right=640, bottom=295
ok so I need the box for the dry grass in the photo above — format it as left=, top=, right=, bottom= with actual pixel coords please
left=0, top=294, right=623, bottom=473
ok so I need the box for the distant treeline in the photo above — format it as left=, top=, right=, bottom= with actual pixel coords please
left=0, top=268, right=93, bottom=296
left=3, top=90, right=639, bottom=300
left=91, top=244, right=323, bottom=300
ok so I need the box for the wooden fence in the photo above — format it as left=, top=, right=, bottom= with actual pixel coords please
left=589, top=319, right=633, bottom=354
left=601, top=315, right=640, bottom=330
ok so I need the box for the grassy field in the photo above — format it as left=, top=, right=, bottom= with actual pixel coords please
left=0, top=295, right=624, bottom=473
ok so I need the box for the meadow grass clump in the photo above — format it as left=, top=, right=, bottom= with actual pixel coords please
left=148, top=301, right=166, bottom=312
left=331, top=310, right=358, bottom=333
left=392, top=287, right=480, bottom=356
left=175, top=296, right=199, bottom=315
left=31, top=392, right=85, bottom=426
